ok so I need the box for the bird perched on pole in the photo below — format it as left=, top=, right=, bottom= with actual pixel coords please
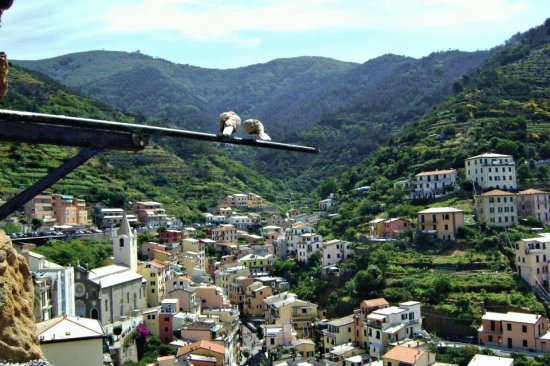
left=219, top=111, right=241, bottom=138
left=243, top=119, right=271, bottom=141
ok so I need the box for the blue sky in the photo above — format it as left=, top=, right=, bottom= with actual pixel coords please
left=1, top=0, right=548, bottom=69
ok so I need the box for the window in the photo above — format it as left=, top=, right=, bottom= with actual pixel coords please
left=119, top=238, right=124, bottom=247
left=507, top=323, right=512, bottom=331
left=522, top=325, right=527, bottom=333
left=523, top=340, right=528, bottom=347
left=270, top=338, right=275, bottom=345
left=489, top=335, right=493, bottom=342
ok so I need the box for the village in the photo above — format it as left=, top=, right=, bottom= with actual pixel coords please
left=6, top=152, right=550, bottom=366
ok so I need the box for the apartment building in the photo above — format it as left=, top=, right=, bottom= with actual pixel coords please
left=97, top=208, right=138, bottom=229
left=417, top=207, right=464, bottom=240
left=132, top=201, right=167, bottom=228
left=212, top=224, right=237, bottom=243
left=244, top=282, right=273, bottom=317
left=515, top=235, right=550, bottom=288
left=382, top=345, right=435, bottom=366
left=465, top=153, right=517, bottom=190
left=366, top=301, right=423, bottom=357
left=264, top=292, right=318, bottom=338
left=24, top=192, right=57, bottom=228
left=412, top=169, right=457, bottom=199
left=321, top=239, right=352, bottom=270
left=297, top=233, right=323, bottom=263
left=323, top=315, right=355, bottom=353
left=182, top=238, right=206, bottom=271
left=475, top=189, right=517, bottom=227
left=517, top=189, right=550, bottom=226
left=478, top=311, right=550, bottom=352
left=138, top=260, right=169, bottom=307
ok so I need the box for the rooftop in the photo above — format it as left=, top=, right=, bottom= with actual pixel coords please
left=467, top=153, right=513, bottom=159
left=518, top=188, right=548, bottom=195
left=36, top=315, right=103, bottom=343
left=327, top=316, right=354, bottom=327
left=468, top=354, right=513, bottom=366
left=417, top=207, right=464, bottom=214
left=88, top=265, right=143, bottom=287
left=177, top=339, right=225, bottom=357
left=482, top=311, right=543, bottom=324
left=383, top=345, right=426, bottom=363
left=361, top=298, right=389, bottom=309
left=480, top=189, right=515, bottom=196
left=416, top=169, right=456, bottom=176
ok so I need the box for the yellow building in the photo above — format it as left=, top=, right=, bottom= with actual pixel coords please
left=417, top=207, right=464, bottom=240
left=143, top=307, right=161, bottom=337
left=212, top=224, right=237, bottom=243
left=23, top=192, right=57, bottom=228
left=138, top=260, right=169, bottom=307
left=238, top=253, right=269, bottom=275
left=323, top=315, right=355, bottom=353
left=264, top=292, right=318, bottom=338
left=475, top=189, right=517, bottom=227
left=292, top=338, right=316, bottom=359
left=247, top=192, right=264, bottom=208
left=36, top=315, right=104, bottom=366
left=369, top=218, right=386, bottom=237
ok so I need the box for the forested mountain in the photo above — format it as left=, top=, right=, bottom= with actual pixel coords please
left=0, top=66, right=289, bottom=220
left=16, top=49, right=492, bottom=189
left=329, top=19, right=550, bottom=229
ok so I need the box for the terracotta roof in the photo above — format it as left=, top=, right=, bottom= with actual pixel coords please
left=518, top=188, right=548, bottom=195
left=361, top=298, right=389, bottom=309
left=415, top=169, right=455, bottom=177
left=177, top=339, right=225, bottom=357
left=383, top=345, right=426, bottom=363
left=150, top=259, right=170, bottom=268
left=480, top=189, right=515, bottom=196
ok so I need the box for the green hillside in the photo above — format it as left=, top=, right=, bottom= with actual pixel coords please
left=16, top=50, right=491, bottom=191
left=336, top=19, right=550, bottom=211
left=0, top=66, right=287, bottom=220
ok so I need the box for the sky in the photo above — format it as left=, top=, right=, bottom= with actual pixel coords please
left=0, top=0, right=548, bottom=69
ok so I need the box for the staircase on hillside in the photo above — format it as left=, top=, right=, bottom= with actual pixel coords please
left=533, top=281, right=550, bottom=307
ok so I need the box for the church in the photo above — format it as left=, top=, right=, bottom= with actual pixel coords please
left=74, top=213, right=146, bottom=325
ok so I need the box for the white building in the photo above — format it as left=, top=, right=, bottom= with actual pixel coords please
left=366, top=301, right=423, bottom=357
left=465, top=153, right=517, bottom=190
left=26, top=251, right=75, bottom=319
left=228, top=215, right=252, bottom=230
left=412, top=169, right=457, bottom=199
left=297, top=233, right=323, bottom=263
left=321, top=240, right=352, bottom=271
left=468, top=354, right=514, bottom=366
left=98, top=208, right=138, bottom=229
left=515, top=235, right=550, bottom=288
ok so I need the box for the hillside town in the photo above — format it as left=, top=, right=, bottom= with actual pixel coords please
left=0, top=152, right=548, bottom=366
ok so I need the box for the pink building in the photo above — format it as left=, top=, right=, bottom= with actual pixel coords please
left=383, top=218, right=412, bottom=237
left=517, top=189, right=550, bottom=226
left=159, top=230, right=182, bottom=244
left=132, top=201, right=167, bottom=228
left=195, top=286, right=228, bottom=309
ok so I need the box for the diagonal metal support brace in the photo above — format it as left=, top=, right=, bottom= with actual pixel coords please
left=0, top=147, right=102, bottom=221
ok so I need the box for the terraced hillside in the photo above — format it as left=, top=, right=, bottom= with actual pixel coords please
left=0, top=66, right=285, bottom=219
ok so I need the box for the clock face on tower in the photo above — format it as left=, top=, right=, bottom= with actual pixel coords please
left=75, top=283, right=86, bottom=298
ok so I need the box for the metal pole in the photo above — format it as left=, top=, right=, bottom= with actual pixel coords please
left=0, top=109, right=320, bottom=154
left=0, top=147, right=102, bottom=221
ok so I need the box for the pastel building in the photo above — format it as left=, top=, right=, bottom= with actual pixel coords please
left=475, top=189, right=517, bottom=227
left=412, top=169, right=457, bottom=199
left=514, top=235, right=550, bottom=288
left=212, top=224, right=237, bottom=243
left=23, top=192, right=57, bottom=228
left=97, top=208, right=138, bottom=229
left=478, top=311, right=550, bottom=352
left=36, top=315, right=104, bottom=366
left=138, top=260, right=169, bottom=307
left=382, top=345, right=435, bottom=366
left=323, top=315, right=355, bottom=352
left=366, top=301, right=423, bottom=357
left=297, top=233, right=323, bottom=263
left=264, top=292, right=318, bottom=338
left=517, top=189, right=550, bottom=226
left=132, top=201, right=167, bottom=228
left=465, top=153, right=517, bottom=190
left=417, top=207, right=464, bottom=240
left=321, top=239, right=352, bottom=270
left=243, top=282, right=273, bottom=317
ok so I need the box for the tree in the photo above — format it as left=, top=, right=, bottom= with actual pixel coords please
left=31, top=218, right=43, bottom=231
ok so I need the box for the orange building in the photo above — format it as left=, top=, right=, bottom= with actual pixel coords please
left=417, top=207, right=464, bottom=240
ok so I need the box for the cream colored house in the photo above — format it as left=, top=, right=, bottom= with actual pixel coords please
left=138, top=260, right=169, bottom=307
left=182, top=238, right=206, bottom=271
left=465, top=153, right=517, bottom=190
left=475, top=189, right=517, bottom=227
left=36, top=315, right=104, bottom=366
left=212, top=224, right=237, bottom=243
left=264, top=292, right=318, bottom=338
left=417, top=207, right=464, bottom=240
left=518, top=189, right=550, bottom=226
left=262, top=322, right=297, bottom=350
left=515, top=235, right=550, bottom=288
left=323, top=315, right=355, bottom=352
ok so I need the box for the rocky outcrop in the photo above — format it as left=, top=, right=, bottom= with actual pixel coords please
left=0, top=230, right=43, bottom=363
